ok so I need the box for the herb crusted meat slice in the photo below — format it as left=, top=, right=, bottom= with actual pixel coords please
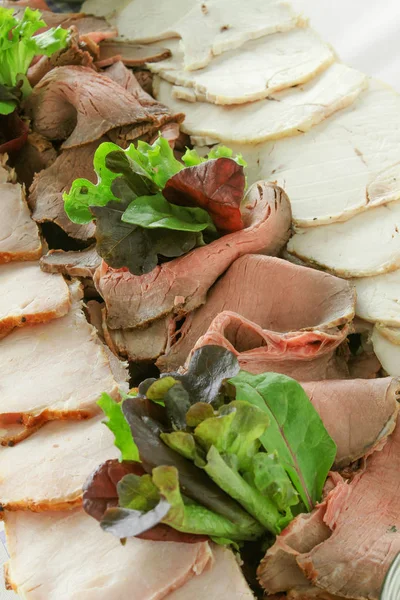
left=24, top=66, right=175, bottom=150
left=95, top=181, right=292, bottom=330
left=4, top=509, right=213, bottom=600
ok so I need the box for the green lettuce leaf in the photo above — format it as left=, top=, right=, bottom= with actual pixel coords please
left=122, top=193, right=216, bottom=233
left=97, top=393, right=140, bottom=462
left=248, top=452, right=299, bottom=514
left=0, top=7, right=68, bottom=113
left=229, top=372, right=337, bottom=511
left=182, top=145, right=247, bottom=168
left=117, top=473, right=160, bottom=511
left=130, top=136, right=184, bottom=188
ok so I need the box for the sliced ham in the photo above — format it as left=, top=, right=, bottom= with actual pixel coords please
left=260, top=420, right=400, bottom=599
left=150, top=28, right=334, bottom=105
left=0, top=262, right=70, bottom=339
left=302, top=378, right=400, bottom=468
left=287, top=199, right=400, bottom=278
left=0, top=282, right=119, bottom=432
left=158, top=254, right=355, bottom=371
left=371, top=324, right=400, bottom=377
left=190, top=311, right=349, bottom=381
left=234, top=79, right=400, bottom=227
left=85, top=0, right=301, bottom=71
left=40, top=246, right=101, bottom=278
left=0, top=183, right=42, bottom=263
left=0, top=415, right=119, bottom=511
left=353, top=269, right=400, bottom=326
left=154, top=63, right=366, bottom=145
left=29, top=142, right=101, bottom=240
left=4, top=508, right=213, bottom=600
left=167, top=545, right=255, bottom=599
left=95, top=181, right=292, bottom=330
left=25, top=66, right=180, bottom=150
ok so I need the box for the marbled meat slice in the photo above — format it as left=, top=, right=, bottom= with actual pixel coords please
left=0, top=261, right=71, bottom=339
left=0, top=183, right=42, bottom=263
left=0, top=415, right=119, bottom=511
left=4, top=508, right=213, bottom=600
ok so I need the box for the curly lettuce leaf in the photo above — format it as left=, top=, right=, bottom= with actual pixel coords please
left=182, top=146, right=247, bottom=168
left=0, top=7, right=68, bottom=113
left=230, top=372, right=337, bottom=511
left=97, top=393, right=140, bottom=462
left=122, top=192, right=216, bottom=233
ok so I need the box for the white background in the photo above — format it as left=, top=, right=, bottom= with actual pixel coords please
left=291, top=0, right=400, bottom=91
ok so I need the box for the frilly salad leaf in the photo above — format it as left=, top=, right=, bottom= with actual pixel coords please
left=97, top=393, right=140, bottom=462
left=182, top=145, right=247, bottom=168
left=0, top=7, right=68, bottom=114
left=229, top=371, right=337, bottom=511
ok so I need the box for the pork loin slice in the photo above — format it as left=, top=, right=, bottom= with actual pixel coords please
left=0, top=262, right=70, bottom=339
left=95, top=181, right=292, bottom=330
left=0, top=183, right=42, bottom=263
left=302, top=378, right=400, bottom=468
left=29, top=141, right=101, bottom=240
left=150, top=28, right=334, bottom=105
left=353, top=269, right=400, bottom=326
left=154, top=63, right=366, bottom=145
left=235, top=79, right=400, bottom=227
left=4, top=508, right=213, bottom=600
left=25, top=66, right=155, bottom=149
left=87, top=0, right=300, bottom=71
left=288, top=199, right=400, bottom=278
left=190, top=311, right=349, bottom=381
left=40, top=246, right=101, bottom=278
left=294, top=418, right=400, bottom=599
left=0, top=282, right=119, bottom=430
left=158, top=254, right=355, bottom=371
left=167, top=545, right=254, bottom=599
left=371, top=324, right=400, bottom=377
left=0, top=415, right=119, bottom=511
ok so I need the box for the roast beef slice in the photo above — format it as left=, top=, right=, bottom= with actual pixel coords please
left=303, top=378, right=400, bottom=468
left=0, top=182, right=42, bottom=263
left=13, top=132, right=57, bottom=189
left=4, top=509, right=213, bottom=600
left=29, top=141, right=103, bottom=240
left=97, top=41, right=171, bottom=68
left=40, top=246, right=101, bottom=278
left=0, top=415, right=119, bottom=511
left=0, top=282, right=119, bottom=431
left=95, top=181, right=292, bottom=330
left=0, top=261, right=71, bottom=339
left=158, top=253, right=355, bottom=371
left=260, top=418, right=400, bottom=599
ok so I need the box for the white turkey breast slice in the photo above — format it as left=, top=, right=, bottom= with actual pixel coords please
left=154, top=63, right=366, bottom=144
left=4, top=509, right=213, bottom=600
left=167, top=545, right=255, bottom=599
left=0, top=282, right=119, bottom=429
left=0, top=415, right=119, bottom=511
left=230, top=79, right=400, bottom=226
left=372, top=324, right=400, bottom=377
left=353, top=269, right=400, bottom=326
left=0, top=183, right=42, bottom=263
left=149, top=27, right=334, bottom=105
left=82, top=0, right=301, bottom=71
left=287, top=200, right=400, bottom=278
left=0, top=262, right=71, bottom=339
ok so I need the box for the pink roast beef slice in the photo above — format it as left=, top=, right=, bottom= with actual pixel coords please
left=188, top=311, right=349, bottom=380
left=40, top=246, right=101, bottom=278
left=13, top=132, right=57, bottom=189
left=97, top=41, right=171, bottom=68
left=302, top=378, right=400, bottom=468
left=271, top=417, right=400, bottom=600
left=25, top=66, right=159, bottom=149
left=158, top=254, right=355, bottom=371
left=258, top=504, right=331, bottom=593
left=29, top=141, right=104, bottom=240
left=95, top=181, right=292, bottom=330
